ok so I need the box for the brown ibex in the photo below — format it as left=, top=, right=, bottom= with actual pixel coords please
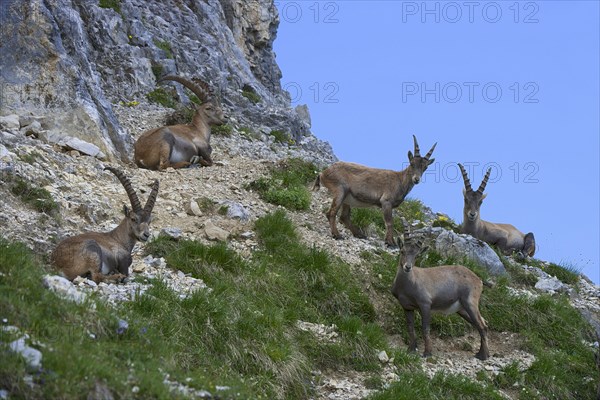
left=51, top=167, right=159, bottom=283
left=458, top=163, right=536, bottom=256
left=313, top=135, right=436, bottom=246
left=134, top=75, right=226, bottom=170
left=391, top=218, right=490, bottom=360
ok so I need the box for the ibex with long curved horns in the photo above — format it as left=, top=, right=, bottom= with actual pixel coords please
left=51, top=167, right=159, bottom=283
left=391, top=218, right=490, bottom=360
left=458, top=163, right=535, bottom=256
left=313, top=135, right=436, bottom=246
left=134, top=75, right=227, bottom=170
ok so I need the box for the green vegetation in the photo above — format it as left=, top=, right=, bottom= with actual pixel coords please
left=7, top=175, right=58, bottom=214
left=146, top=88, right=177, bottom=109
left=151, top=63, right=163, bottom=81
left=269, top=130, right=295, bottom=145
left=211, top=123, right=233, bottom=136
left=98, top=0, right=120, bottom=13
left=349, top=198, right=427, bottom=239
left=153, top=39, right=173, bottom=59
left=238, top=126, right=256, bottom=140
left=241, top=85, right=261, bottom=104
left=525, top=258, right=581, bottom=285
left=1, top=199, right=596, bottom=399
left=246, top=158, right=319, bottom=211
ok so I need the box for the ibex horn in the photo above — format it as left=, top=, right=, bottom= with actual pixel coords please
left=159, top=75, right=212, bottom=104
left=401, top=217, right=411, bottom=240
left=477, top=168, right=492, bottom=195
left=425, top=142, right=437, bottom=160
left=412, top=135, right=421, bottom=157
left=104, top=167, right=142, bottom=212
left=143, top=180, right=160, bottom=214
left=458, top=163, right=473, bottom=193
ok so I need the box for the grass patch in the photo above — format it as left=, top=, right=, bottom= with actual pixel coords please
left=269, top=130, right=295, bottom=145
left=98, top=0, right=120, bottom=13
left=525, top=258, right=580, bottom=285
left=349, top=198, right=427, bottom=239
left=151, top=63, right=163, bottom=81
left=146, top=88, right=177, bottom=109
left=246, top=158, right=319, bottom=211
left=211, top=123, right=233, bottom=136
left=7, top=175, right=58, bottom=215
left=241, top=84, right=261, bottom=104
left=153, top=39, right=173, bottom=59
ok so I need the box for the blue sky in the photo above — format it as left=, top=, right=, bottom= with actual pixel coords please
left=273, top=1, right=600, bottom=283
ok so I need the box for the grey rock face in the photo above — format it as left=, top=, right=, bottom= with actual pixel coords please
left=219, top=200, right=250, bottom=222
left=0, top=0, right=335, bottom=161
left=0, top=114, right=20, bottom=131
left=535, top=276, right=568, bottom=294
left=42, top=274, right=89, bottom=304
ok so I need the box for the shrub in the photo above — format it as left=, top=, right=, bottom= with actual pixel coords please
left=146, top=88, right=177, bottom=108
left=8, top=176, right=58, bottom=214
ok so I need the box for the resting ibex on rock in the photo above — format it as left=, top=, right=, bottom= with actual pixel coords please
left=313, top=135, right=436, bottom=246
left=134, top=75, right=226, bottom=170
left=391, top=218, right=490, bottom=360
left=458, top=163, right=535, bottom=257
left=51, top=167, right=159, bottom=283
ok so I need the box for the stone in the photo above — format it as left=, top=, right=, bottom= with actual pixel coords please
left=60, top=137, right=107, bottom=160
left=0, top=144, right=16, bottom=162
left=9, top=337, right=43, bottom=371
left=132, top=264, right=146, bottom=273
left=87, top=381, right=115, bottom=400
left=0, top=114, right=20, bottom=131
left=204, top=219, right=230, bottom=241
left=159, top=227, right=183, bottom=240
left=378, top=350, right=390, bottom=363
left=219, top=200, right=250, bottom=222
left=185, top=199, right=203, bottom=216
left=432, top=229, right=506, bottom=275
left=42, top=275, right=88, bottom=304
left=20, top=120, right=43, bottom=137
left=535, top=276, right=567, bottom=294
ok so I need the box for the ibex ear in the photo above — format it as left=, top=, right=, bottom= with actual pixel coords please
left=462, top=188, right=467, bottom=196
left=428, top=158, right=435, bottom=165
left=123, top=205, right=130, bottom=216
left=419, top=245, right=429, bottom=256
left=408, top=151, right=414, bottom=161
left=481, top=193, right=487, bottom=200
left=397, top=235, right=404, bottom=248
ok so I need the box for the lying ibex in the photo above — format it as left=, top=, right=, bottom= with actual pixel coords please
left=458, top=163, right=535, bottom=256
left=51, top=167, right=159, bottom=283
left=314, top=135, right=436, bottom=246
left=391, top=219, right=490, bottom=360
left=134, top=75, right=226, bottom=170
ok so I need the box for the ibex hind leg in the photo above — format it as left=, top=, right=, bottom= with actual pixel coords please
left=327, top=193, right=345, bottom=240
left=340, top=204, right=366, bottom=239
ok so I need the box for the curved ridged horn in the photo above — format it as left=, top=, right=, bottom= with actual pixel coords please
left=458, top=163, right=473, bottom=193
left=412, top=135, right=421, bottom=157
left=143, top=180, right=160, bottom=214
left=104, top=167, right=142, bottom=212
left=159, top=75, right=211, bottom=104
left=477, top=168, right=492, bottom=195
left=401, top=217, right=411, bottom=240
left=425, top=142, right=437, bottom=160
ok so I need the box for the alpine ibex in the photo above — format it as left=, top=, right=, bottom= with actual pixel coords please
left=313, top=135, right=436, bottom=246
left=134, top=75, right=226, bottom=170
left=458, top=163, right=536, bottom=256
left=391, top=219, right=490, bottom=360
left=51, top=167, right=159, bottom=283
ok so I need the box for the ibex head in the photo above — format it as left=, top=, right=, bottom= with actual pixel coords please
left=407, top=135, right=436, bottom=185
left=159, top=75, right=227, bottom=125
left=397, top=218, right=428, bottom=272
left=104, top=167, right=159, bottom=242
left=458, top=163, right=491, bottom=222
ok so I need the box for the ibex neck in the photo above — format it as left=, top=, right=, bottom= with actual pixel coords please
left=110, top=218, right=137, bottom=252
left=191, top=113, right=211, bottom=132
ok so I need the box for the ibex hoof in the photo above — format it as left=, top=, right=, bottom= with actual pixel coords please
left=422, top=351, right=432, bottom=358
left=475, top=351, right=489, bottom=361
left=353, top=232, right=367, bottom=239
left=332, top=234, right=344, bottom=240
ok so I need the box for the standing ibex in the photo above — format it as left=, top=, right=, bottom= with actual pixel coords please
left=313, top=135, right=436, bottom=246
left=458, top=163, right=536, bottom=256
left=51, top=167, right=159, bottom=283
left=134, top=75, right=226, bottom=170
left=391, top=218, right=490, bottom=360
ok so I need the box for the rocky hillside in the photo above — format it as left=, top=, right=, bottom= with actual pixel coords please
left=1, top=1, right=599, bottom=399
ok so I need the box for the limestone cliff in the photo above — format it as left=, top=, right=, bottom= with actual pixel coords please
left=0, top=0, right=323, bottom=161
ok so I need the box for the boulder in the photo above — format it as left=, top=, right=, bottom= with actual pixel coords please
left=42, top=274, right=88, bottom=304
left=0, top=114, right=20, bottom=131
left=204, top=219, right=230, bottom=241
